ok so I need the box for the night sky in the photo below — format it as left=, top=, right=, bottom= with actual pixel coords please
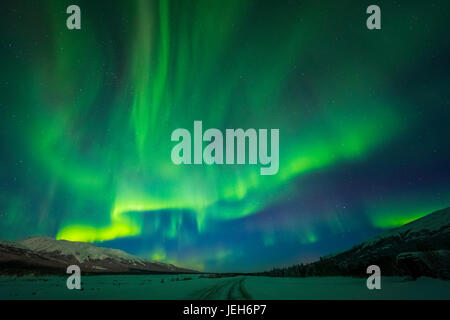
left=1, top=0, right=449, bottom=272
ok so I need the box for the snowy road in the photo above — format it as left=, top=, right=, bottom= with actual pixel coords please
left=193, top=277, right=252, bottom=300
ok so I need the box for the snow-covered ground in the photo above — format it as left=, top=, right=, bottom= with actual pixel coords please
left=1, top=275, right=449, bottom=300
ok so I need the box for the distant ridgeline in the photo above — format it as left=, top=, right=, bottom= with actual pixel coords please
left=259, top=207, right=450, bottom=280
left=0, top=237, right=197, bottom=275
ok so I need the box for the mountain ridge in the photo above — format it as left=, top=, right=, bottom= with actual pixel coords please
left=263, top=207, right=450, bottom=279
left=0, top=236, right=197, bottom=275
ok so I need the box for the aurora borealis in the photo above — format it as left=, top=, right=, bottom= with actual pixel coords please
left=1, top=0, right=449, bottom=272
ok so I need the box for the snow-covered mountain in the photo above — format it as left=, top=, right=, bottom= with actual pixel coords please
left=323, top=207, right=450, bottom=278
left=0, top=237, right=196, bottom=275
left=363, top=206, right=450, bottom=248
left=262, top=207, right=450, bottom=279
left=20, top=237, right=149, bottom=264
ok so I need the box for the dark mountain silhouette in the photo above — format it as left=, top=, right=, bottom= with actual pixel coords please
left=261, top=207, right=450, bottom=279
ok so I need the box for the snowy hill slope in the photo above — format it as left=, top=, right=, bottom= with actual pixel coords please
left=325, top=207, right=450, bottom=278
left=20, top=237, right=148, bottom=264
left=363, top=207, right=450, bottom=248
left=0, top=237, right=196, bottom=275
left=263, top=207, right=450, bottom=279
